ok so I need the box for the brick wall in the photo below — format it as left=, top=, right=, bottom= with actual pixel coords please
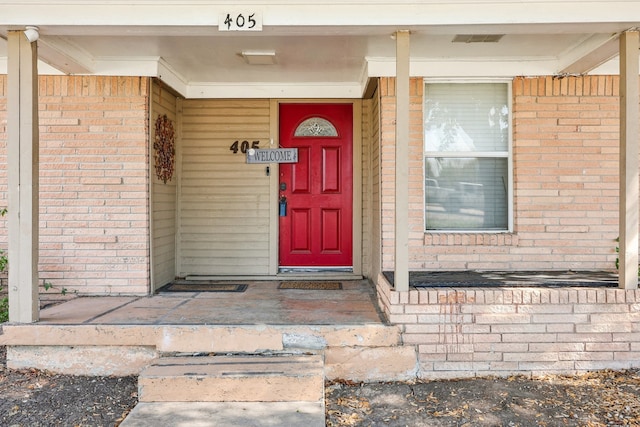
left=374, top=75, right=635, bottom=377
left=361, top=97, right=373, bottom=278
left=512, top=76, right=620, bottom=270
left=379, top=77, right=425, bottom=270
left=377, top=276, right=640, bottom=378
left=367, top=85, right=381, bottom=280
left=379, top=76, right=620, bottom=271
left=0, top=75, right=151, bottom=294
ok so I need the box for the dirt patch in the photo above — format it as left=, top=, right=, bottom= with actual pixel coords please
left=0, top=346, right=138, bottom=427
left=326, top=371, right=640, bottom=426
left=2, top=344, right=640, bottom=426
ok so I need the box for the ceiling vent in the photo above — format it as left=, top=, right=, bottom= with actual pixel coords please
left=452, top=34, right=504, bottom=43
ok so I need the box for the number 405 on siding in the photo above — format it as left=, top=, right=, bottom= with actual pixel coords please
left=219, top=12, right=263, bottom=31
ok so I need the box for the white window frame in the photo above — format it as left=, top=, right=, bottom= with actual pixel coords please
left=423, top=79, right=514, bottom=233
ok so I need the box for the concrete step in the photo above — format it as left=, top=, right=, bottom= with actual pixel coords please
left=119, top=401, right=325, bottom=427
left=138, top=354, right=325, bottom=403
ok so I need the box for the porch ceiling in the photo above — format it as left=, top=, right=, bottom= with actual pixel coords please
left=0, top=1, right=639, bottom=98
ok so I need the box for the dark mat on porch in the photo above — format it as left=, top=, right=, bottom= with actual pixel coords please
left=384, top=271, right=619, bottom=288
left=159, top=281, right=248, bottom=292
left=278, top=281, right=343, bottom=290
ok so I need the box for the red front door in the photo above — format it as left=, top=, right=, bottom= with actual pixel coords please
left=278, top=103, right=353, bottom=267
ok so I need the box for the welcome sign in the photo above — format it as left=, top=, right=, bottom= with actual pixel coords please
left=246, top=148, right=298, bottom=164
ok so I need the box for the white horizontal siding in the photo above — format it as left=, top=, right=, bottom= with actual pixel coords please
left=151, top=81, right=178, bottom=289
left=179, top=99, right=271, bottom=276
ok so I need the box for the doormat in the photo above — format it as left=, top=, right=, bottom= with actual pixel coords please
left=278, top=281, right=342, bottom=290
left=160, top=281, right=248, bottom=292
left=383, top=271, right=619, bottom=288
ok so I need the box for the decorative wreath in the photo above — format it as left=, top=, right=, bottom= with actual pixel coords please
left=153, top=114, right=175, bottom=184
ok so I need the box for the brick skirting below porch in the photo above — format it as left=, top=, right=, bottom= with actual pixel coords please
left=377, top=273, right=640, bottom=379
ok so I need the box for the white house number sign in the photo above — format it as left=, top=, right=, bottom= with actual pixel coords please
left=219, top=11, right=263, bottom=31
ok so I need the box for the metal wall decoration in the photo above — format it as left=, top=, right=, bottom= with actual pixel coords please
left=294, top=117, right=338, bottom=137
left=153, top=114, right=176, bottom=184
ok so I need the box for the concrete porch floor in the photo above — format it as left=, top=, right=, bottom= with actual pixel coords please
left=32, top=271, right=622, bottom=326
left=1, top=272, right=625, bottom=380
left=36, top=279, right=385, bottom=326
left=1, top=279, right=415, bottom=379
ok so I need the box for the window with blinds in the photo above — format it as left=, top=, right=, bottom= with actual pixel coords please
left=424, top=82, right=511, bottom=231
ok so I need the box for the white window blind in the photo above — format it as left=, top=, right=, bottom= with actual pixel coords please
left=424, top=82, right=510, bottom=231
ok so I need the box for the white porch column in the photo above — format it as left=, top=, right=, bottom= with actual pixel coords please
left=619, top=30, right=639, bottom=290
left=394, top=30, right=410, bottom=292
left=7, top=30, right=40, bottom=322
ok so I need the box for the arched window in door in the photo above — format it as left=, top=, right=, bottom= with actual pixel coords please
left=294, top=117, right=338, bottom=137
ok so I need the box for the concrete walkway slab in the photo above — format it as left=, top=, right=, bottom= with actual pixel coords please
left=119, top=401, right=325, bottom=427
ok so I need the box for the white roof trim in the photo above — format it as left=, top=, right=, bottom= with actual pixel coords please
left=186, top=82, right=363, bottom=99
left=37, top=36, right=94, bottom=74
left=560, top=34, right=621, bottom=74
left=2, top=1, right=640, bottom=28
left=157, top=59, right=188, bottom=97
left=366, top=57, right=563, bottom=77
